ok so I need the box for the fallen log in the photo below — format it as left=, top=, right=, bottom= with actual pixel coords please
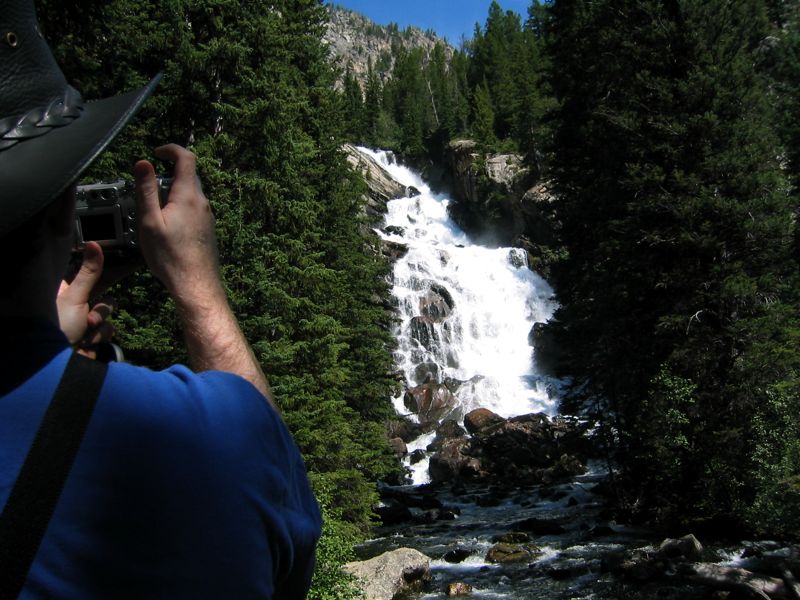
left=677, top=563, right=787, bottom=600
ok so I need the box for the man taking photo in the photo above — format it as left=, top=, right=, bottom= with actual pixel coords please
left=0, top=1, right=322, bottom=598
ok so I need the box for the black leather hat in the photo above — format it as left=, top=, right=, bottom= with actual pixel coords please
left=0, top=0, right=160, bottom=236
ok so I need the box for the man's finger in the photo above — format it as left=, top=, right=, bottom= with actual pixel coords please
left=134, top=159, right=164, bottom=229
left=154, top=144, right=198, bottom=193
left=66, top=242, right=104, bottom=302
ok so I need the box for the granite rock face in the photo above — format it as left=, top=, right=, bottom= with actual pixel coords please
left=325, top=5, right=452, bottom=90
left=444, top=139, right=560, bottom=277
left=343, top=144, right=407, bottom=220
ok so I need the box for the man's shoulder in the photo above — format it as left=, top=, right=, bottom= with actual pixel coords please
left=95, top=361, right=288, bottom=459
left=103, top=360, right=268, bottom=412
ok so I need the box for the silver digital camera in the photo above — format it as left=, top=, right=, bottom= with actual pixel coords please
left=73, top=178, right=171, bottom=254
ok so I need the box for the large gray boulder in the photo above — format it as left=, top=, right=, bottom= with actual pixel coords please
left=344, top=548, right=431, bottom=600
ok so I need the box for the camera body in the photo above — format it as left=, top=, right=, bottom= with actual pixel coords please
left=73, top=178, right=171, bottom=254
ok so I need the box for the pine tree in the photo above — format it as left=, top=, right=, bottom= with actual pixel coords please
left=342, top=66, right=366, bottom=142
left=469, top=1, right=524, bottom=143
left=471, top=80, right=497, bottom=147
left=546, top=0, right=800, bottom=532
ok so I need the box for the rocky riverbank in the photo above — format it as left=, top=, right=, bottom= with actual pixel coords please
left=350, top=473, right=800, bottom=599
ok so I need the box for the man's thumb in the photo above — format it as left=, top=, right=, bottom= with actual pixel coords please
left=69, top=241, right=104, bottom=302
left=134, top=159, right=163, bottom=230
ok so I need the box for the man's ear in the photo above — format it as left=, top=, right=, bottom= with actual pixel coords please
left=45, top=186, right=77, bottom=238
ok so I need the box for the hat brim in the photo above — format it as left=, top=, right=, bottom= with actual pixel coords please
left=0, top=73, right=161, bottom=236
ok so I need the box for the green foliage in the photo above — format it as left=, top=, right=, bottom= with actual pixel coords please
left=307, top=473, right=365, bottom=600
left=467, top=1, right=552, bottom=154
left=544, top=0, right=800, bottom=536
left=334, top=1, right=554, bottom=162
left=471, top=81, right=497, bottom=147
left=747, top=388, right=800, bottom=537
left=769, top=3, right=800, bottom=191
left=342, top=67, right=366, bottom=141
left=629, top=366, right=698, bottom=521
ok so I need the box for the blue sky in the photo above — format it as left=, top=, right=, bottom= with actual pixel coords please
left=327, top=1, right=533, bottom=46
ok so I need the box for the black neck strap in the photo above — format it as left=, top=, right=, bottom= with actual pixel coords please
left=0, top=352, right=108, bottom=600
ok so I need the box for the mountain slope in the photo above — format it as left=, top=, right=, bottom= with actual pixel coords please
left=324, top=4, right=453, bottom=87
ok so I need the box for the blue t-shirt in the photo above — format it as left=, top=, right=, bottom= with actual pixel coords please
left=0, top=319, right=321, bottom=599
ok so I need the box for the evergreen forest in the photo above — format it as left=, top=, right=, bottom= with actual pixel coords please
left=41, top=0, right=800, bottom=595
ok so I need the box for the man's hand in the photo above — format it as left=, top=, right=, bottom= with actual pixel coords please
left=134, top=144, right=223, bottom=304
left=57, top=241, right=114, bottom=349
left=134, top=144, right=273, bottom=406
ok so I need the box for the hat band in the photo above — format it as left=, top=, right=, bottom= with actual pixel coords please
left=0, top=85, right=84, bottom=152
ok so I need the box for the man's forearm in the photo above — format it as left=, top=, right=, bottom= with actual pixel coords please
left=175, top=285, right=274, bottom=409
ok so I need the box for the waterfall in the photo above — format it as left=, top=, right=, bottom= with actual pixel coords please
left=360, top=147, right=562, bottom=484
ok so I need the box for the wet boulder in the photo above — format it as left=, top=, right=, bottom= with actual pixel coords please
left=657, top=534, right=704, bottom=562
left=403, top=382, right=458, bottom=428
left=380, top=239, right=409, bottom=261
left=508, top=248, right=527, bottom=269
left=409, top=449, right=426, bottom=465
left=446, top=582, right=473, bottom=596
left=544, top=560, right=593, bottom=581
left=478, top=413, right=558, bottom=468
left=491, top=532, right=531, bottom=544
left=414, top=361, right=440, bottom=384
left=485, top=542, right=541, bottom=564
left=410, top=316, right=438, bottom=349
left=513, top=516, right=567, bottom=536
left=343, top=144, right=407, bottom=218
left=429, top=438, right=484, bottom=483
left=375, top=504, right=413, bottom=526
left=529, top=322, right=560, bottom=376
left=419, top=288, right=453, bottom=322
left=536, top=454, right=586, bottom=485
left=344, top=548, right=431, bottom=600
left=463, top=408, right=505, bottom=435
left=388, top=437, right=407, bottom=458
left=427, top=419, right=467, bottom=452
left=382, top=225, right=406, bottom=236
left=386, top=418, right=423, bottom=443
left=443, top=548, right=472, bottom=564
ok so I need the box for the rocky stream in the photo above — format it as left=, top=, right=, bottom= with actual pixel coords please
left=343, top=147, right=800, bottom=600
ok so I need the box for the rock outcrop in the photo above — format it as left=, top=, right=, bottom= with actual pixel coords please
left=445, top=140, right=531, bottom=240
left=424, top=409, right=589, bottom=486
left=463, top=407, right=505, bottom=434
left=343, top=144, right=407, bottom=220
left=344, top=548, right=432, bottom=600
left=444, top=139, right=560, bottom=277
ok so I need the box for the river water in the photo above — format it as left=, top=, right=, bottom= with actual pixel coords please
left=355, top=148, right=788, bottom=599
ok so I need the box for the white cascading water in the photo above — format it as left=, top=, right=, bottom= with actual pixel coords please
left=359, top=147, right=561, bottom=484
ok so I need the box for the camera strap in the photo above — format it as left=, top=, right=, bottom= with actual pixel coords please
left=0, top=352, right=107, bottom=600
